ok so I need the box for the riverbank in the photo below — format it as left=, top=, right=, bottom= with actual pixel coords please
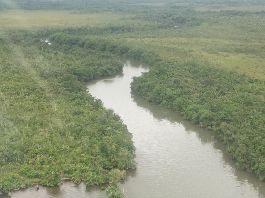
left=89, top=63, right=265, bottom=198
left=6, top=62, right=265, bottom=198
left=1, top=1, right=265, bottom=195
left=46, top=31, right=265, bottom=181
left=0, top=34, right=135, bottom=197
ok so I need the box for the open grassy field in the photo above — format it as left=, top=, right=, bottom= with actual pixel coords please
left=112, top=7, right=265, bottom=80
left=0, top=10, right=126, bottom=28
left=1, top=5, right=265, bottom=79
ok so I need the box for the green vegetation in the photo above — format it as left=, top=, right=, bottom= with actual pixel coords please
left=0, top=10, right=125, bottom=28
left=132, top=60, right=265, bottom=180
left=0, top=0, right=265, bottom=196
left=0, top=32, right=135, bottom=195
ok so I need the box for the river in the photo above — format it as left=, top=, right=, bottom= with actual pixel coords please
left=5, top=62, right=265, bottom=198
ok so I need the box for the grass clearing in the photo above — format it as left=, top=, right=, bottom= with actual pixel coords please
left=0, top=10, right=124, bottom=28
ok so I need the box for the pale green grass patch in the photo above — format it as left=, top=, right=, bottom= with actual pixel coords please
left=0, top=10, right=124, bottom=28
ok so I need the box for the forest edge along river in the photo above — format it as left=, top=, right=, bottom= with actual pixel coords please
left=2, top=61, right=265, bottom=198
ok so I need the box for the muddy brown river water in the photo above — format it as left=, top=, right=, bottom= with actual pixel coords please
left=4, top=62, right=265, bottom=198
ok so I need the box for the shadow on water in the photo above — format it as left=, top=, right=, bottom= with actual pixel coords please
left=131, top=95, right=265, bottom=197
left=0, top=182, right=106, bottom=198
left=0, top=193, right=7, bottom=198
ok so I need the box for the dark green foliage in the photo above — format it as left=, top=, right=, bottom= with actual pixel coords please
left=39, top=31, right=265, bottom=181
left=135, top=7, right=203, bottom=28
left=0, top=174, right=25, bottom=193
left=106, top=169, right=125, bottom=198
left=1, top=1, right=265, bottom=195
left=131, top=59, right=265, bottom=181
left=47, top=32, right=159, bottom=66
left=0, top=36, right=135, bottom=195
left=106, top=184, right=123, bottom=198
left=26, top=31, right=265, bottom=181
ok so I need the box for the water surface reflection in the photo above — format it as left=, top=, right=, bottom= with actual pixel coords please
left=5, top=62, right=265, bottom=198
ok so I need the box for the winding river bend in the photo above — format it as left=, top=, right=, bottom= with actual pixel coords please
left=6, top=62, right=265, bottom=198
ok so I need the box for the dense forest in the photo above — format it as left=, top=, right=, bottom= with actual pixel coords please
left=0, top=0, right=265, bottom=197
left=0, top=33, right=135, bottom=197
left=132, top=60, right=265, bottom=180
left=30, top=30, right=265, bottom=181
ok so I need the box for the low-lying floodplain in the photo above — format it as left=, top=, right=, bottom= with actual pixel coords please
left=0, top=0, right=264, bottom=197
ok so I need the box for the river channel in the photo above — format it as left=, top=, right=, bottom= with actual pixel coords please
left=5, top=62, right=265, bottom=198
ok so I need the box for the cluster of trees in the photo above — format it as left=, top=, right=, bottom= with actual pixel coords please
left=46, top=32, right=159, bottom=66
left=135, top=7, right=203, bottom=28
left=0, top=34, right=135, bottom=197
left=33, top=31, right=265, bottom=181
left=131, top=59, right=265, bottom=181
left=1, top=2, right=265, bottom=195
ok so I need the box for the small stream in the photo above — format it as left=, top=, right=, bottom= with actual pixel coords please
left=5, top=61, right=265, bottom=198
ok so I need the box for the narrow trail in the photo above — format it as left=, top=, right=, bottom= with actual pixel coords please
left=6, top=38, right=64, bottom=129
